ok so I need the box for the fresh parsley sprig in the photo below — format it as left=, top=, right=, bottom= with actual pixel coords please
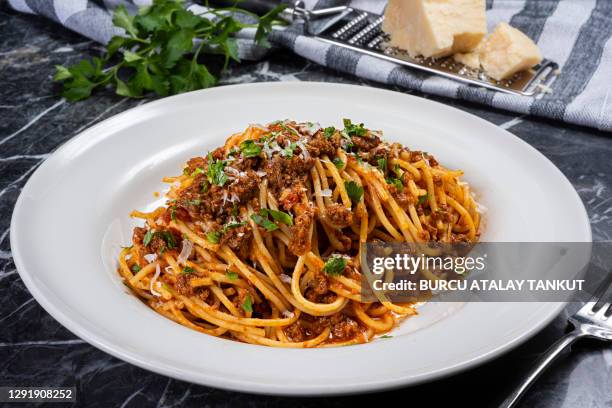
left=54, top=0, right=286, bottom=101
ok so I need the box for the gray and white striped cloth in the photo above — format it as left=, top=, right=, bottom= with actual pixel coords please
left=9, top=0, right=612, bottom=132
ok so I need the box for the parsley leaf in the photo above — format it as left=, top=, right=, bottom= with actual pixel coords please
left=386, top=176, right=403, bottom=192
left=344, top=181, right=364, bottom=203
left=54, top=0, right=286, bottom=101
left=182, top=266, right=195, bottom=274
left=281, top=142, right=297, bottom=158
left=206, top=231, right=221, bottom=244
left=251, top=213, right=279, bottom=232
left=323, top=256, right=347, bottom=276
left=226, top=271, right=239, bottom=280
left=323, top=126, right=336, bottom=139
left=206, top=153, right=228, bottom=187
left=143, top=230, right=154, bottom=246
left=377, top=157, right=387, bottom=173
left=242, top=293, right=253, bottom=313
left=131, top=264, right=142, bottom=273
left=259, top=208, right=293, bottom=226
left=418, top=194, right=430, bottom=205
left=221, top=220, right=246, bottom=233
left=343, top=118, right=367, bottom=137
left=332, top=157, right=344, bottom=169
left=240, top=140, right=262, bottom=158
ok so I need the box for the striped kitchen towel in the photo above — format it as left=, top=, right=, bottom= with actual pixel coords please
left=8, top=0, right=612, bottom=132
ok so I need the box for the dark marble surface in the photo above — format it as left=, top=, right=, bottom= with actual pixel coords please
left=1, top=5, right=611, bottom=408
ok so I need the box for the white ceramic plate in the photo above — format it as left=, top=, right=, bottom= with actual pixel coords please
left=11, top=82, right=590, bottom=395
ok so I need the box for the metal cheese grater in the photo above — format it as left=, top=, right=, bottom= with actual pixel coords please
left=211, top=0, right=560, bottom=97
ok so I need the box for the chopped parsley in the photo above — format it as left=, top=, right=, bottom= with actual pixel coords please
left=206, top=153, right=228, bottom=187
left=260, top=208, right=293, bottom=226
left=323, top=256, right=347, bottom=276
left=332, top=157, right=344, bottom=169
left=281, top=142, right=297, bottom=158
left=342, top=118, right=367, bottom=137
left=170, top=207, right=176, bottom=221
left=143, top=230, right=154, bottom=246
left=226, top=271, right=239, bottom=280
left=344, top=180, right=364, bottom=203
left=131, top=264, right=142, bottom=273
left=143, top=230, right=177, bottom=249
left=386, top=176, right=403, bottom=192
left=240, top=140, right=262, bottom=158
left=191, top=167, right=204, bottom=176
left=377, top=157, right=387, bottom=173
left=418, top=194, right=430, bottom=205
left=251, top=213, right=279, bottom=232
left=201, top=179, right=209, bottom=193
left=380, top=335, right=393, bottom=339
left=182, top=266, right=195, bottom=274
left=221, top=220, right=246, bottom=233
left=323, top=126, right=336, bottom=139
left=242, top=293, right=253, bottom=313
left=206, top=231, right=221, bottom=244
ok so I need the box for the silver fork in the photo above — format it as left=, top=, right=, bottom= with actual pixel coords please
left=501, top=273, right=612, bottom=408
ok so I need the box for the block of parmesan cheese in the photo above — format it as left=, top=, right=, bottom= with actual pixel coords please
left=382, top=0, right=487, bottom=58
left=479, top=22, right=543, bottom=80
left=453, top=50, right=481, bottom=69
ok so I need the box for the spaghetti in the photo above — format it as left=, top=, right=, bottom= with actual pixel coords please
left=117, top=119, right=481, bottom=347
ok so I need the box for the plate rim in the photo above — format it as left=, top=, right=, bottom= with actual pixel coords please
left=10, top=81, right=592, bottom=395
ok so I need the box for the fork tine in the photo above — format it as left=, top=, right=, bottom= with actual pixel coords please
left=578, top=272, right=612, bottom=315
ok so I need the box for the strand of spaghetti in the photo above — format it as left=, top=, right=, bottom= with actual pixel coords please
left=290, top=256, right=349, bottom=316
left=177, top=295, right=266, bottom=335
left=169, top=303, right=228, bottom=336
left=130, top=207, right=165, bottom=221
left=252, top=247, right=308, bottom=312
left=367, top=303, right=389, bottom=317
left=310, top=166, right=328, bottom=219
left=366, top=190, right=403, bottom=241
left=329, top=285, right=361, bottom=301
left=314, top=159, right=333, bottom=207
left=415, top=160, right=439, bottom=211
left=392, top=157, right=421, bottom=181
left=321, top=154, right=351, bottom=207
left=382, top=301, right=417, bottom=315
left=209, top=285, right=241, bottom=316
left=118, top=249, right=134, bottom=281
left=380, top=193, right=419, bottom=242
left=353, top=302, right=394, bottom=332
left=248, top=206, right=283, bottom=275
left=408, top=204, right=423, bottom=234
left=219, top=246, right=289, bottom=313
left=189, top=294, right=299, bottom=327
left=129, top=261, right=158, bottom=287
left=233, top=326, right=330, bottom=348
left=170, top=220, right=219, bottom=251
left=446, top=196, right=476, bottom=240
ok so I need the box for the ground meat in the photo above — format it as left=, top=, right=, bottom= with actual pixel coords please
left=233, top=157, right=259, bottom=171
left=288, top=203, right=314, bottom=256
left=351, top=134, right=381, bottom=152
left=388, top=184, right=413, bottom=209
left=230, top=170, right=260, bottom=202
left=220, top=224, right=253, bottom=259
left=368, top=144, right=390, bottom=164
left=162, top=206, right=191, bottom=223
left=175, top=274, right=194, bottom=296
left=330, top=316, right=361, bottom=341
left=428, top=154, right=439, bottom=167
left=325, top=203, right=353, bottom=228
left=279, top=186, right=301, bottom=211
left=306, top=133, right=336, bottom=157
left=284, top=321, right=305, bottom=342
left=312, top=273, right=329, bottom=295
left=265, top=156, right=315, bottom=191
left=431, top=205, right=453, bottom=222
left=148, top=230, right=181, bottom=256
left=185, top=157, right=206, bottom=173
left=132, top=227, right=147, bottom=246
